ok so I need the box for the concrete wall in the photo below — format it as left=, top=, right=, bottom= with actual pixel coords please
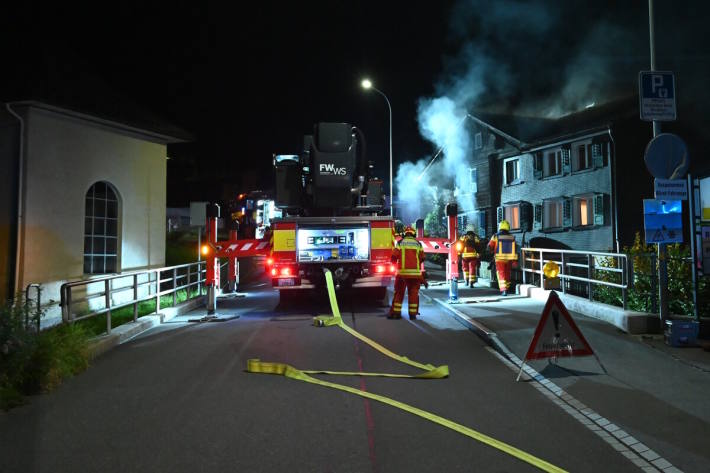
left=15, top=106, right=167, bottom=323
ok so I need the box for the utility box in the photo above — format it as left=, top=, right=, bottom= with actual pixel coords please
left=664, top=319, right=699, bottom=347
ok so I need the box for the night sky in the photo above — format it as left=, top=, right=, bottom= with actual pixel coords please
left=4, top=1, right=710, bottom=206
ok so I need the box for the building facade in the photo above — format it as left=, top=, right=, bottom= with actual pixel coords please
left=1, top=101, right=188, bottom=324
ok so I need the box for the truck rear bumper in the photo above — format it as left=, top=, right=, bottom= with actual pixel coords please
left=273, top=275, right=393, bottom=290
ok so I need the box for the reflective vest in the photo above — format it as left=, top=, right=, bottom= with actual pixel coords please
left=393, top=235, right=423, bottom=278
left=460, top=235, right=480, bottom=259
left=491, top=232, right=518, bottom=261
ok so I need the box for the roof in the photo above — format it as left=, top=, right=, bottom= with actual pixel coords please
left=1, top=43, right=193, bottom=144
left=468, top=95, right=639, bottom=154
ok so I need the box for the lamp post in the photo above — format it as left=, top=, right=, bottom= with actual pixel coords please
left=361, top=79, right=393, bottom=217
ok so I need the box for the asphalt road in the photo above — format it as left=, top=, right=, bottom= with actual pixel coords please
left=2, top=279, right=639, bottom=472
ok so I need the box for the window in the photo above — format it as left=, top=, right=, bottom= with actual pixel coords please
left=84, top=181, right=119, bottom=274
left=573, top=194, right=594, bottom=226
left=505, top=205, right=520, bottom=230
left=544, top=151, right=562, bottom=177
left=504, top=158, right=520, bottom=185
left=497, top=202, right=532, bottom=232
left=573, top=142, right=592, bottom=171
left=543, top=199, right=565, bottom=229
left=469, top=168, right=478, bottom=192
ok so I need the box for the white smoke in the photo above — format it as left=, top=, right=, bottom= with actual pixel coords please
left=397, top=0, right=648, bottom=229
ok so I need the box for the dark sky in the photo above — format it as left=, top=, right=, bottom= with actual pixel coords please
left=4, top=1, right=710, bottom=206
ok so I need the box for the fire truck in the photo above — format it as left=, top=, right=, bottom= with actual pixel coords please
left=267, top=122, right=394, bottom=296
left=199, top=122, right=455, bottom=312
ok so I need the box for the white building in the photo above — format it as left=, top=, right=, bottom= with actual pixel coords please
left=1, top=101, right=190, bottom=325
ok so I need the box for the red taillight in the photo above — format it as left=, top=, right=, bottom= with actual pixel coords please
left=271, top=268, right=277, bottom=276
left=376, top=264, right=385, bottom=273
left=266, top=258, right=274, bottom=266
left=388, top=264, right=396, bottom=273
left=280, top=267, right=291, bottom=276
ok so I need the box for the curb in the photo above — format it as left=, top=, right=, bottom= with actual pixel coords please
left=87, top=296, right=205, bottom=359
left=517, top=284, right=661, bottom=335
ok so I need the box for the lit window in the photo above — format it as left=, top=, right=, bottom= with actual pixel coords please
left=573, top=194, right=594, bottom=226
left=504, top=205, right=520, bottom=230
left=543, top=199, right=564, bottom=229
left=504, top=158, right=519, bottom=185
left=84, top=181, right=119, bottom=274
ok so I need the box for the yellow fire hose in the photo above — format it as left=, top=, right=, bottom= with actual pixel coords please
left=246, top=270, right=567, bottom=473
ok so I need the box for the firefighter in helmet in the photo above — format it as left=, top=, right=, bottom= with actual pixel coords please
left=390, top=225, right=425, bottom=320
left=487, top=219, right=518, bottom=296
left=457, top=225, right=483, bottom=287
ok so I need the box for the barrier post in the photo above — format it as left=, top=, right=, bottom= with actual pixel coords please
left=446, top=203, right=458, bottom=302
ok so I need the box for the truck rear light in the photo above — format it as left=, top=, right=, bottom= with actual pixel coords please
left=375, top=264, right=385, bottom=273
left=280, top=267, right=291, bottom=276
left=388, top=264, right=396, bottom=273
left=266, top=257, right=274, bottom=266
left=271, top=268, right=277, bottom=276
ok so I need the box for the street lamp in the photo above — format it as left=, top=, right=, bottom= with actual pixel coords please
left=361, top=78, right=393, bottom=217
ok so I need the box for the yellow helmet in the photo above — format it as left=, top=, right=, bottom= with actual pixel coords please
left=498, top=219, right=510, bottom=232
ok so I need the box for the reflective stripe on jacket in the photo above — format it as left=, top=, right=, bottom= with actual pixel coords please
left=460, top=235, right=480, bottom=259
left=490, top=232, right=518, bottom=261
left=393, top=236, right=423, bottom=278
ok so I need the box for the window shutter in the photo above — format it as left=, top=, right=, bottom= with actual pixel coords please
left=533, top=203, right=543, bottom=230
left=533, top=152, right=543, bottom=179
left=496, top=206, right=503, bottom=226
left=561, top=147, right=571, bottom=174
left=478, top=211, right=486, bottom=237
left=593, top=193, right=605, bottom=225
left=591, top=143, right=604, bottom=169
left=563, top=198, right=572, bottom=227
left=520, top=202, right=533, bottom=231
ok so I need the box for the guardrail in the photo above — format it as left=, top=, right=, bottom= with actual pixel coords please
left=520, top=247, right=629, bottom=309
left=60, top=261, right=206, bottom=334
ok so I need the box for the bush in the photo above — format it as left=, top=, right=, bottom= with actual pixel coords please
left=1, top=296, right=90, bottom=410
left=594, top=232, right=710, bottom=317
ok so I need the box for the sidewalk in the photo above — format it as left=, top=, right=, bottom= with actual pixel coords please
left=422, top=280, right=710, bottom=471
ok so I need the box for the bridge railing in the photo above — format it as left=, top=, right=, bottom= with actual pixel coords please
left=520, top=247, right=629, bottom=309
left=60, top=261, right=206, bottom=334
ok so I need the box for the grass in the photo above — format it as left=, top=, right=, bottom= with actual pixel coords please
left=75, top=287, right=203, bottom=338
left=1, top=298, right=90, bottom=410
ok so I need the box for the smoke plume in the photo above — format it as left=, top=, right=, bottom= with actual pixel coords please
left=398, top=0, right=649, bottom=229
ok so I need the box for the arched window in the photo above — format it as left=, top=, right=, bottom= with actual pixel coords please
left=84, top=181, right=120, bottom=274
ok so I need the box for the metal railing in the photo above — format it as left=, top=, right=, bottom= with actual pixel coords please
left=60, top=261, right=206, bottom=334
left=520, top=247, right=629, bottom=309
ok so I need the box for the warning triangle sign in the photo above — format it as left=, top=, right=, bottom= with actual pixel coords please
left=524, top=291, right=594, bottom=361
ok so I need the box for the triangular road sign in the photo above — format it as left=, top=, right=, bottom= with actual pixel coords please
left=524, top=291, right=594, bottom=361
left=651, top=229, right=666, bottom=242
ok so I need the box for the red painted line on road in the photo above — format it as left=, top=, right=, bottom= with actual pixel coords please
left=354, top=337, right=379, bottom=473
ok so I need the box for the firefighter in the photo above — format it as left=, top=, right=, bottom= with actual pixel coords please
left=487, top=220, right=518, bottom=296
left=457, top=225, right=483, bottom=287
left=389, top=225, right=425, bottom=320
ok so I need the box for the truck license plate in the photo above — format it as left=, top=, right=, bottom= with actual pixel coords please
left=278, top=278, right=295, bottom=287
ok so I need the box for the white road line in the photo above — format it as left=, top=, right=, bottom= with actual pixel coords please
left=427, top=293, right=682, bottom=473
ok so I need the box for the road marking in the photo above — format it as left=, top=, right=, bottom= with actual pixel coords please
left=248, top=270, right=569, bottom=473
left=429, top=293, right=681, bottom=473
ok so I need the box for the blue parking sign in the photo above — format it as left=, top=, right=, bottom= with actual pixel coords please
left=639, top=71, right=676, bottom=121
